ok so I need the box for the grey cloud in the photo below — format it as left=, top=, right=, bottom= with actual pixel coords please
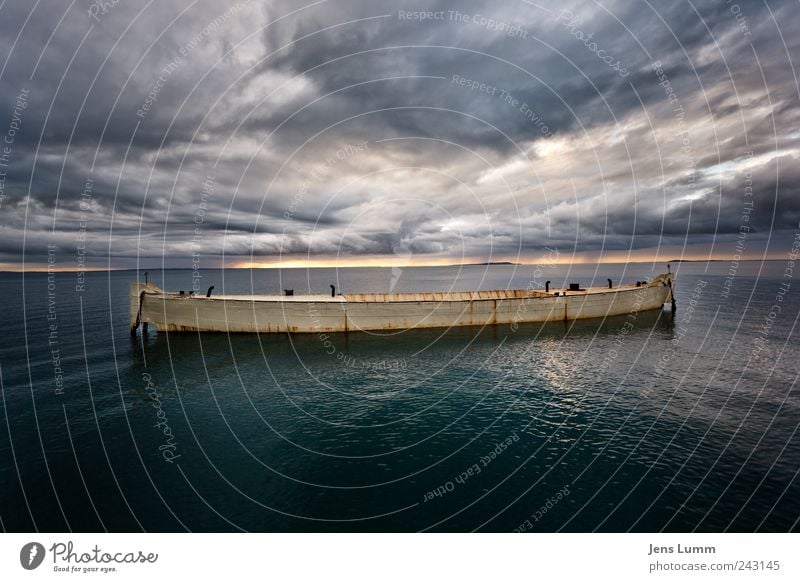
left=0, top=0, right=797, bottom=268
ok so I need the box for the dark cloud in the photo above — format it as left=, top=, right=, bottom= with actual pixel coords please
left=0, top=0, right=798, bottom=268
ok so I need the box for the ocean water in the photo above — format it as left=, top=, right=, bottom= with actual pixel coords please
left=0, top=262, right=798, bottom=532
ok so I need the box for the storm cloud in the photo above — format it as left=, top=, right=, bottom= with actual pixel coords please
left=0, top=0, right=797, bottom=269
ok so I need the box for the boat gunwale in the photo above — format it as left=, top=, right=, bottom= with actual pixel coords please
left=142, top=281, right=667, bottom=304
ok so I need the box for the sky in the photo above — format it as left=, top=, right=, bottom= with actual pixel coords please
left=0, top=0, right=798, bottom=270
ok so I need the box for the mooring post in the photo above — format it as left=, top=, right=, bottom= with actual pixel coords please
left=131, top=289, right=146, bottom=336
left=670, top=280, right=676, bottom=313
left=667, top=268, right=676, bottom=313
left=330, top=284, right=336, bottom=297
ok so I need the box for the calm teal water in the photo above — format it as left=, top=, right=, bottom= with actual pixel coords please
left=1, top=262, right=798, bottom=532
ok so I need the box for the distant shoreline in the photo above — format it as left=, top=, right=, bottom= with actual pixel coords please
left=448, top=261, right=520, bottom=267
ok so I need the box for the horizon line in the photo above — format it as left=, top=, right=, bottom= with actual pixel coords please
left=0, top=257, right=779, bottom=273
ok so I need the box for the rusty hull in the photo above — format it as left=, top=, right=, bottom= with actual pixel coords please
left=130, top=273, right=674, bottom=334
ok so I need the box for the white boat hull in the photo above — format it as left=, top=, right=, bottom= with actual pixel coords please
left=130, top=274, right=674, bottom=334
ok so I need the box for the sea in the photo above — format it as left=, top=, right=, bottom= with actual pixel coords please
left=0, top=261, right=798, bottom=532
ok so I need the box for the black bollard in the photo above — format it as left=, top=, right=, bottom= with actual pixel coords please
left=608, top=278, right=613, bottom=289
left=545, top=281, right=550, bottom=292
left=206, top=286, right=215, bottom=297
left=330, top=284, right=336, bottom=297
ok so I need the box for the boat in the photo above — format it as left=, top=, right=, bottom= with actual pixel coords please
left=130, top=270, right=675, bottom=334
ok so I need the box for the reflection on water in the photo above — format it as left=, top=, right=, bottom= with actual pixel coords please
left=132, top=307, right=673, bottom=403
